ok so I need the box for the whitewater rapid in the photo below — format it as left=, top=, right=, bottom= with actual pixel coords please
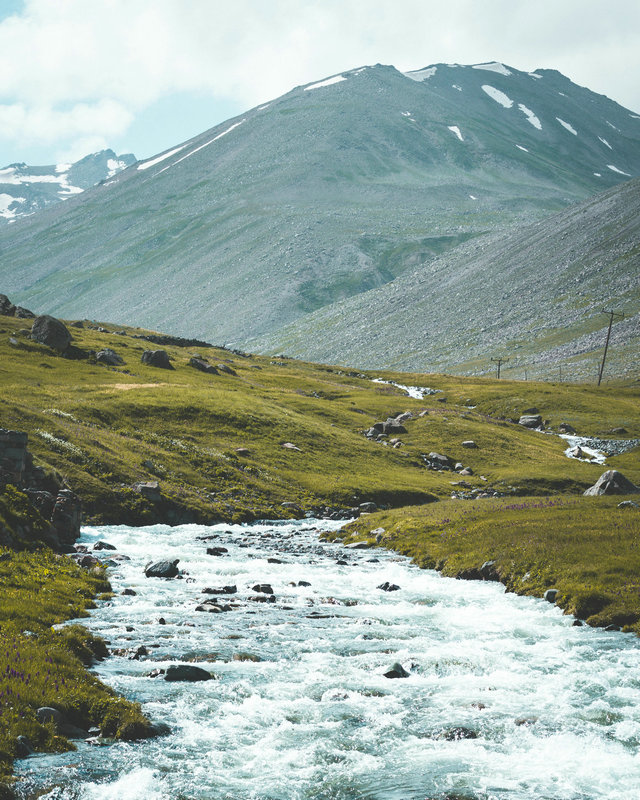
left=15, top=520, right=640, bottom=800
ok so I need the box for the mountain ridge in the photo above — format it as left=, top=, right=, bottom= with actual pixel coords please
left=1, top=61, right=639, bottom=364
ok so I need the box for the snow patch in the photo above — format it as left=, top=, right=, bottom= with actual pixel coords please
left=606, top=120, right=619, bottom=130
left=353, top=67, right=367, bottom=75
left=630, top=114, right=640, bottom=120
left=529, top=72, right=543, bottom=79
left=594, top=173, right=602, bottom=177
left=607, top=164, right=631, bottom=176
left=598, top=136, right=613, bottom=150
left=404, top=66, right=437, bottom=81
left=452, top=84, right=462, bottom=91
left=448, top=125, right=464, bottom=141
left=304, top=75, right=346, bottom=91
left=518, top=104, right=542, bottom=129
left=469, top=195, right=477, bottom=200
left=156, top=120, right=246, bottom=175
left=556, top=118, right=577, bottom=135
left=516, top=145, right=529, bottom=152
left=558, top=92, right=567, bottom=97
left=481, top=85, right=513, bottom=108
left=55, top=163, right=71, bottom=173
left=472, top=62, right=511, bottom=76
left=138, top=145, right=186, bottom=171
left=0, top=193, right=20, bottom=218
left=106, top=158, right=127, bottom=178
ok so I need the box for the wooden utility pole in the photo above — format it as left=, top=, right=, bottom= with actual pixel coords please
left=491, top=357, right=509, bottom=379
left=597, top=309, right=624, bottom=386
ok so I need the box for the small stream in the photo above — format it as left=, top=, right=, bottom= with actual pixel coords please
left=15, top=520, right=640, bottom=800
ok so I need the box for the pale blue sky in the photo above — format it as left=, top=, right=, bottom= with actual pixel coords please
left=1, top=0, right=639, bottom=167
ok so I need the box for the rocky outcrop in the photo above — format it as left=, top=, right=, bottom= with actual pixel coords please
left=584, top=470, right=640, bottom=496
left=31, top=315, right=72, bottom=352
left=189, top=357, right=218, bottom=374
left=96, top=348, right=124, bottom=366
left=0, top=429, right=82, bottom=550
left=0, top=293, right=35, bottom=318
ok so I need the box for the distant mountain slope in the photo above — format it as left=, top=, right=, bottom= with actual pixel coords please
left=0, top=149, right=135, bottom=223
left=252, top=177, right=640, bottom=382
left=1, top=61, right=639, bottom=348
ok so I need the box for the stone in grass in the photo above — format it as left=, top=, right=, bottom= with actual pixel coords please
left=144, top=559, right=180, bottom=578
left=618, top=500, right=639, bottom=509
left=141, top=349, right=174, bottom=369
left=31, top=315, right=72, bottom=352
left=189, top=357, right=218, bottom=375
left=461, top=440, right=478, bottom=448
left=164, top=664, right=213, bottom=682
left=518, top=414, right=543, bottom=429
left=217, top=363, right=237, bottom=376
left=584, top=470, right=640, bottom=496
left=96, top=348, right=124, bottom=366
left=282, top=442, right=302, bottom=451
left=384, top=662, right=409, bottom=679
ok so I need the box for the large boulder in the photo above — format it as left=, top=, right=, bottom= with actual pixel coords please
left=584, top=470, right=640, bottom=496
left=31, top=315, right=72, bottom=352
left=519, top=414, right=543, bottom=429
left=141, top=349, right=173, bottom=369
left=0, top=294, right=15, bottom=315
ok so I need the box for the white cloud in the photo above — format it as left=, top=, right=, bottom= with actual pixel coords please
left=0, top=0, right=639, bottom=162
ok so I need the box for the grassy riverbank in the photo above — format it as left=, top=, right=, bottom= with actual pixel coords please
left=0, top=491, right=151, bottom=793
left=332, top=495, right=640, bottom=632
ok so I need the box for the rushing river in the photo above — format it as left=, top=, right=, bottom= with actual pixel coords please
left=16, top=520, right=640, bottom=800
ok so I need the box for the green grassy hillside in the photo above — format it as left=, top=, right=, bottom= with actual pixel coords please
left=2, top=313, right=638, bottom=525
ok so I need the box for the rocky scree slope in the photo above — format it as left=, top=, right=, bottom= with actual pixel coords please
left=254, top=176, right=640, bottom=382
left=0, top=149, right=135, bottom=224
left=1, top=61, right=639, bottom=348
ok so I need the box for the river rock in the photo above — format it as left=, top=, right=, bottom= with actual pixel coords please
left=584, top=470, right=640, bottom=496
left=202, top=585, right=237, bottom=594
left=31, top=315, right=72, bottom=352
left=252, top=583, right=273, bottom=594
left=344, top=541, right=371, bottom=550
left=206, top=546, right=228, bottom=556
left=559, top=422, right=577, bottom=434
left=519, top=414, right=543, bottom=429
left=15, top=735, right=34, bottom=758
left=378, top=582, right=400, bottom=592
left=437, top=727, right=478, bottom=741
left=544, top=588, right=558, bottom=603
left=144, top=559, right=180, bottom=578
left=93, top=540, right=117, bottom=551
left=384, top=662, right=409, bottom=679
left=164, top=664, right=213, bottom=682
left=141, top=349, right=173, bottom=369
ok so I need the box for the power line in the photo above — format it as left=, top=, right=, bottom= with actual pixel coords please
left=491, top=357, right=509, bottom=379
left=597, top=309, right=624, bottom=386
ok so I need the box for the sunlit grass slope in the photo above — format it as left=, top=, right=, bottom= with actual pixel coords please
left=1, top=313, right=638, bottom=525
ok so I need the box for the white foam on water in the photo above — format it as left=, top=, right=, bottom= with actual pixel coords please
left=15, top=519, right=640, bottom=800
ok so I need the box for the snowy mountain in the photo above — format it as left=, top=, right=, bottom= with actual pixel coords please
left=0, top=149, right=135, bottom=223
left=0, top=61, right=638, bottom=366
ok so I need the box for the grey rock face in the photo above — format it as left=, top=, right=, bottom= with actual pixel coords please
left=31, top=315, right=72, bottom=352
